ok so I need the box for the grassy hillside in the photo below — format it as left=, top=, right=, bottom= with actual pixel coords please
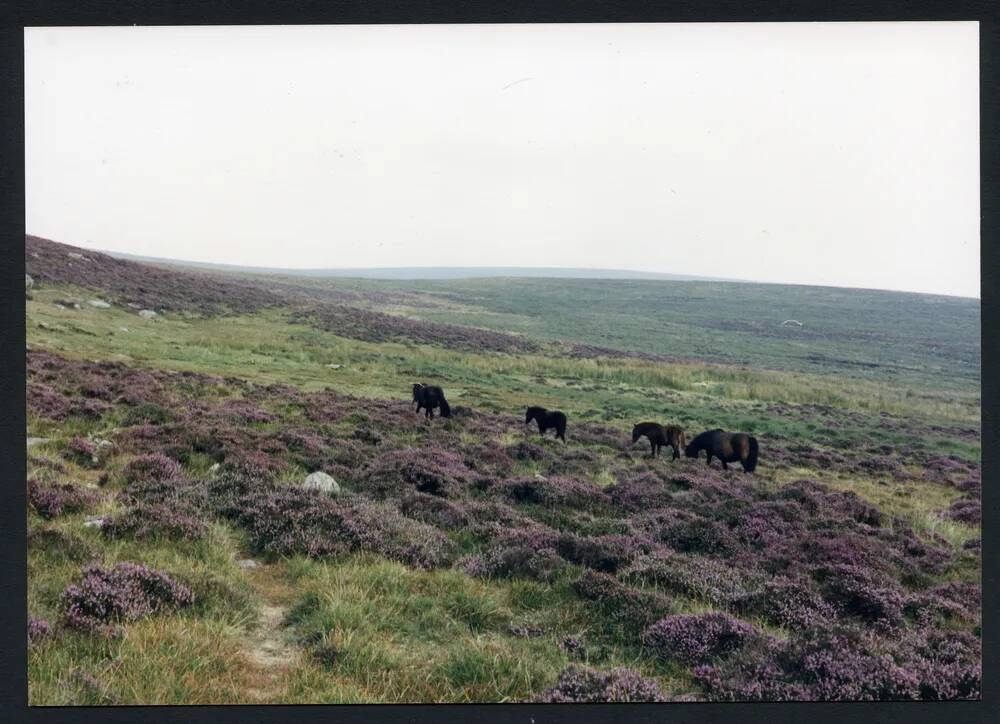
left=25, top=237, right=981, bottom=704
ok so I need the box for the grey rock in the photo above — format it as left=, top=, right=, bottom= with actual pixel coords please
left=138, top=309, right=157, bottom=319
left=25, top=274, right=33, bottom=291
left=88, top=299, right=111, bottom=309
left=83, top=516, right=105, bottom=529
left=67, top=252, right=86, bottom=260
left=237, top=559, right=260, bottom=570
left=303, top=471, right=340, bottom=495
left=26, top=437, right=49, bottom=448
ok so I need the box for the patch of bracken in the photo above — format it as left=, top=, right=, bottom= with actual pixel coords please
left=27, top=479, right=99, bottom=519
left=533, top=665, right=667, bottom=703
left=62, top=562, right=194, bottom=634
left=643, top=613, right=758, bottom=665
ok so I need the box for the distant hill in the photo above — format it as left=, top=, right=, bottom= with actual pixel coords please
left=103, top=250, right=739, bottom=282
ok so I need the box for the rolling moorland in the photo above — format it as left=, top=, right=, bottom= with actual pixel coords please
left=25, top=235, right=981, bottom=704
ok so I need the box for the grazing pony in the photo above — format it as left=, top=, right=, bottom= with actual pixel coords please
left=412, top=383, right=451, bottom=419
left=684, top=428, right=759, bottom=473
left=525, top=406, right=567, bottom=442
left=631, top=422, right=687, bottom=460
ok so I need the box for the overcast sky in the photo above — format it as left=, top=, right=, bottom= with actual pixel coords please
left=25, top=23, right=979, bottom=297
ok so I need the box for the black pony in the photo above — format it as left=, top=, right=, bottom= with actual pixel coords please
left=412, top=383, right=451, bottom=419
left=525, top=406, right=567, bottom=442
left=631, top=422, right=687, bottom=460
left=684, top=428, right=758, bottom=472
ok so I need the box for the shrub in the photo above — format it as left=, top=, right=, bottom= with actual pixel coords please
left=625, top=553, right=763, bottom=609
left=459, top=545, right=565, bottom=582
left=533, top=665, right=667, bottom=703
left=64, top=437, right=99, bottom=467
left=736, top=577, right=836, bottom=630
left=28, top=616, right=53, bottom=643
left=27, top=479, right=98, bottom=519
left=941, top=497, right=981, bottom=526
left=398, top=493, right=469, bottom=530
left=102, top=502, right=208, bottom=542
left=121, top=402, right=171, bottom=426
left=816, top=564, right=906, bottom=631
left=643, top=613, right=757, bottom=665
left=489, top=476, right=610, bottom=512
left=555, top=533, right=651, bottom=573
left=220, top=450, right=286, bottom=483
left=122, top=454, right=182, bottom=484
left=573, top=570, right=672, bottom=635
left=359, top=448, right=477, bottom=499
left=62, top=562, right=194, bottom=634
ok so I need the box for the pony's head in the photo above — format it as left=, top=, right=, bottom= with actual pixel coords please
left=440, top=399, right=452, bottom=418
left=525, top=407, right=543, bottom=424
left=412, top=383, right=423, bottom=400
left=684, top=440, right=699, bottom=458
left=631, top=425, right=642, bottom=443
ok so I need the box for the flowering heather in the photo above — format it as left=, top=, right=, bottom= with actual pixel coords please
left=26, top=235, right=283, bottom=314
left=217, top=400, right=275, bottom=424
left=220, top=450, right=286, bottom=483
left=573, top=570, right=673, bottom=635
left=815, top=564, right=906, bottom=631
left=398, top=492, right=470, bottom=530
left=488, top=476, right=610, bottom=512
left=941, top=496, right=981, bottom=526
left=624, top=553, right=764, bottom=609
left=62, top=562, right=194, bottom=634
left=637, top=510, right=736, bottom=556
left=459, top=545, right=565, bottom=582
left=555, top=532, right=653, bottom=573
left=102, top=502, right=208, bottom=542
left=27, top=479, right=99, bottom=519
left=735, top=577, right=836, bottom=631
left=121, top=454, right=182, bottom=485
left=63, top=436, right=97, bottom=465
left=606, top=473, right=675, bottom=511
left=229, top=486, right=454, bottom=569
left=533, top=665, right=667, bottom=703
left=27, top=382, right=72, bottom=420
left=904, top=582, right=981, bottom=626
left=28, top=616, right=53, bottom=643
left=290, top=305, right=538, bottom=353
left=643, top=613, right=758, bottom=665
left=506, top=441, right=550, bottom=462
left=461, top=443, right=514, bottom=476
left=28, top=454, right=68, bottom=474
left=359, top=448, right=478, bottom=499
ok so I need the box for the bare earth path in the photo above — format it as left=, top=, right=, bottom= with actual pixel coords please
left=239, top=560, right=301, bottom=703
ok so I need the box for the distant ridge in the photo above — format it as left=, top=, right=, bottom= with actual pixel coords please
left=103, top=250, right=739, bottom=283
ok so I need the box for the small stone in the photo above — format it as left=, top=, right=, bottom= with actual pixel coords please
left=138, top=309, right=157, bottom=319
left=534, top=472, right=548, bottom=481
left=26, top=437, right=49, bottom=448
left=88, top=299, right=111, bottom=309
left=67, top=252, right=86, bottom=260
left=83, top=517, right=105, bottom=529
left=25, top=274, right=34, bottom=291
left=325, top=364, right=342, bottom=369
left=303, top=471, right=340, bottom=495
left=119, top=327, right=129, bottom=333
left=54, top=304, right=66, bottom=310
left=237, top=559, right=260, bottom=570
left=38, top=321, right=51, bottom=330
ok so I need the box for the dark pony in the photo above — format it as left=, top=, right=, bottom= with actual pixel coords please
left=684, top=428, right=758, bottom=472
left=412, top=383, right=451, bottom=419
left=631, top=422, right=687, bottom=460
left=525, top=406, right=567, bottom=442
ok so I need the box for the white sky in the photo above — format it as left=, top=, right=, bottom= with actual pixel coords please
left=25, top=23, right=980, bottom=297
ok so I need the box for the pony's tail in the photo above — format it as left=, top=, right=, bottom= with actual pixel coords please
left=439, top=397, right=452, bottom=418
left=745, top=437, right=759, bottom=473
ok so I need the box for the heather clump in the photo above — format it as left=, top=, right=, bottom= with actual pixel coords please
left=941, top=496, right=980, bottom=525
left=64, top=437, right=100, bottom=467
left=533, top=665, right=667, bottom=703
left=220, top=450, right=287, bottom=483
left=815, top=564, right=906, bottom=631
left=735, top=577, right=836, bottom=630
left=27, top=479, right=99, bottom=519
left=643, top=613, right=757, bottom=665
left=359, top=448, right=478, bottom=498
left=606, top=472, right=675, bottom=511
left=459, top=545, right=565, bottom=582
left=102, top=502, right=208, bottom=542
left=62, top=562, right=194, bottom=634
left=573, top=570, right=673, bottom=635
left=488, top=476, right=610, bottom=511
left=398, top=492, right=470, bottom=530
left=624, top=553, right=763, bottom=609
left=28, top=616, right=54, bottom=644
left=121, top=453, right=182, bottom=485
left=555, top=532, right=652, bottom=573
left=506, top=441, right=550, bottom=462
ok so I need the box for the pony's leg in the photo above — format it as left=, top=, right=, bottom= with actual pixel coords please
left=721, top=460, right=729, bottom=470
left=671, top=445, right=679, bottom=461
left=649, top=441, right=656, bottom=458
left=705, top=452, right=713, bottom=467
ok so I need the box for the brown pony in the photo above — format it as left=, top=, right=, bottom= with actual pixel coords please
left=684, top=429, right=759, bottom=472
left=631, top=422, right=686, bottom=460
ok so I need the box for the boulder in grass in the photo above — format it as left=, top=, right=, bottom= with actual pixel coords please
left=25, top=274, right=34, bottom=291
left=88, top=299, right=111, bottom=309
left=303, top=471, right=340, bottom=496
left=138, top=309, right=157, bottom=319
